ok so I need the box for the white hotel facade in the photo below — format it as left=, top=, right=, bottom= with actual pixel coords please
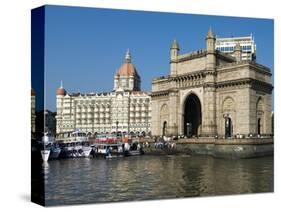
left=56, top=50, right=152, bottom=136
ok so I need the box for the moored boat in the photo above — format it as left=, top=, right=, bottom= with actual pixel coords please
left=38, top=132, right=54, bottom=162
left=41, top=149, right=50, bottom=162
left=49, top=143, right=61, bottom=159
left=123, top=138, right=144, bottom=156
left=91, top=133, right=124, bottom=158
left=82, top=141, right=92, bottom=157
left=56, top=130, right=92, bottom=158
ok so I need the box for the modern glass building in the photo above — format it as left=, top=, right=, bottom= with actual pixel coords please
left=215, top=35, right=256, bottom=61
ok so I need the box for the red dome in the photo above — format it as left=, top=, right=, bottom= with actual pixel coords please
left=116, top=63, right=139, bottom=78
left=56, top=87, right=66, bottom=96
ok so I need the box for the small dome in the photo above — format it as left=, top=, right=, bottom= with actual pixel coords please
left=171, top=39, right=179, bottom=49
left=56, top=87, right=66, bottom=96
left=56, top=81, right=66, bottom=96
left=31, top=88, right=36, bottom=96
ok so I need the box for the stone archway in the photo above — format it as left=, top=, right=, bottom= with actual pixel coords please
left=225, top=116, right=232, bottom=138
left=222, top=97, right=235, bottom=137
left=183, top=93, right=202, bottom=137
left=162, top=121, right=167, bottom=136
left=256, top=97, right=264, bottom=135
left=257, top=118, right=261, bottom=135
left=160, top=104, right=169, bottom=136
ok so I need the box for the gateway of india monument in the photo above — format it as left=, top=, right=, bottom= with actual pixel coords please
left=151, top=28, right=273, bottom=138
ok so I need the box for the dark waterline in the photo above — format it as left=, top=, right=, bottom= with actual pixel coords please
left=43, top=155, right=273, bottom=206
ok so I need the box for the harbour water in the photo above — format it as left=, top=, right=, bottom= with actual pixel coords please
left=42, top=155, right=273, bottom=206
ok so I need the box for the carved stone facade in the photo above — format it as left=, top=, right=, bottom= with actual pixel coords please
left=151, top=29, right=273, bottom=138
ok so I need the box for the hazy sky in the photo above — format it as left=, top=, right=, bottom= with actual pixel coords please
left=43, top=5, right=274, bottom=111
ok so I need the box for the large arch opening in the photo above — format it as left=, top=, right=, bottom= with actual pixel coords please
left=183, top=93, right=202, bottom=137
left=225, top=116, right=232, bottom=138
left=160, top=104, right=169, bottom=136
left=257, top=118, right=261, bottom=135
left=162, top=121, right=167, bottom=136
left=256, top=97, right=264, bottom=135
left=222, top=97, right=235, bottom=137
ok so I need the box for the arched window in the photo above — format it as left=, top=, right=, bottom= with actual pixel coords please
left=160, top=104, right=169, bottom=136
left=222, top=97, right=235, bottom=137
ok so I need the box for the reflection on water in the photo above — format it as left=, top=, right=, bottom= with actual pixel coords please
left=44, top=155, right=273, bottom=206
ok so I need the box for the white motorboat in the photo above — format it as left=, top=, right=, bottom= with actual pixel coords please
left=38, top=132, right=54, bottom=162
left=91, top=137, right=124, bottom=158
left=41, top=149, right=50, bottom=162
left=72, top=142, right=83, bottom=157
left=43, top=132, right=61, bottom=160
left=81, top=141, right=92, bottom=157
left=59, top=142, right=74, bottom=158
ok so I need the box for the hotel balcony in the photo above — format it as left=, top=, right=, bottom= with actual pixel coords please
left=141, top=112, right=147, bottom=117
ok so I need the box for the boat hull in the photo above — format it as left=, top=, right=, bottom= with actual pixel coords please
left=59, top=148, right=74, bottom=158
left=41, top=149, right=50, bottom=162
left=124, top=150, right=144, bottom=156
left=82, top=147, right=92, bottom=157
left=49, top=148, right=61, bottom=159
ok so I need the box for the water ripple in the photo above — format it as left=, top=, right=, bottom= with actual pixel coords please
left=44, top=155, right=273, bottom=206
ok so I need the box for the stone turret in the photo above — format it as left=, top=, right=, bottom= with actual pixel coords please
left=203, top=28, right=217, bottom=136
left=205, top=27, right=216, bottom=71
left=234, top=43, right=242, bottom=62
left=170, top=39, right=180, bottom=76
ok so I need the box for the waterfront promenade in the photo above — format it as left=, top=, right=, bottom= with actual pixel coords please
left=139, top=137, right=273, bottom=159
